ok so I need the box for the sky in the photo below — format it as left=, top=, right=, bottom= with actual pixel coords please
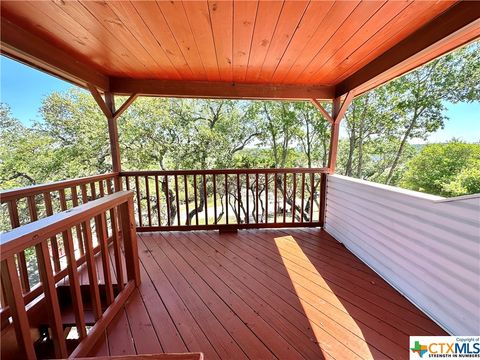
left=1, top=55, right=479, bottom=144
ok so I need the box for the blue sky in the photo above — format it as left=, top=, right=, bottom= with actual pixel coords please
left=1, top=55, right=479, bottom=143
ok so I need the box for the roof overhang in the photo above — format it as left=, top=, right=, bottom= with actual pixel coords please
left=1, top=1, right=478, bottom=100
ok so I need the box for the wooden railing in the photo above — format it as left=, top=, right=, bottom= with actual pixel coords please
left=0, top=191, right=139, bottom=359
left=0, top=173, right=118, bottom=298
left=120, top=168, right=329, bottom=231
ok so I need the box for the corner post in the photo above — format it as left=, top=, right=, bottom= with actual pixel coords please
left=105, top=93, right=122, bottom=191
left=119, top=196, right=141, bottom=286
left=327, top=97, right=342, bottom=172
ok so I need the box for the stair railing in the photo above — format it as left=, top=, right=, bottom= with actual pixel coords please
left=0, top=191, right=139, bottom=359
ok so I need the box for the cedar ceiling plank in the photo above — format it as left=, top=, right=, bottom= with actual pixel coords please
left=78, top=1, right=161, bottom=78
left=48, top=0, right=141, bottom=76
left=281, top=1, right=358, bottom=84
left=182, top=1, right=220, bottom=81
left=245, top=1, right=284, bottom=82
left=312, top=0, right=411, bottom=84
left=106, top=1, right=181, bottom=80
left=157, top=1, right=207, bottom=80
left=208, top=0, right=234, bottom=82
left=131, top=1, right=194, bottom=81
left=109, top=78, right=334, bottom=100
left=335, top=1, right=480, bottom=97
left=328, top=0, right=457, bottom=85
left=0, top=16, right=108, bottom=90
left=1, top=1, right=114, bottom=75
left=232, top=0, right=258, bottom=82
left=256, top=0, right=309, bottom=82
left=270, top=1, right=334, bottom=83
left=297, top=0, right=386, bottom=83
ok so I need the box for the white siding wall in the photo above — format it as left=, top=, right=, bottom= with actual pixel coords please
left=325, top=174, right=480, bottom=335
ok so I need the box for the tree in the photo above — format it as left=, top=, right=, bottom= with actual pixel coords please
left=400, top=140, right=480, bottom=196
left=338, top=42, right=480, bottom=185
left=293, top=102, right=331, bottom=168
left=384, top=43, right=479, bottom=184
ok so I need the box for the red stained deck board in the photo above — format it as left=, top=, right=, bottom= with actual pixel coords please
left=84, top=228, right=447, bottom=359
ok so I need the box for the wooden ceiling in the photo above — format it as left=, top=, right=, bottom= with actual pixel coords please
left=1, top=1, right=479, bottom=99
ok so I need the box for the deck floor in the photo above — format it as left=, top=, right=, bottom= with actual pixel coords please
left=89, top=228, right=446, bottom=360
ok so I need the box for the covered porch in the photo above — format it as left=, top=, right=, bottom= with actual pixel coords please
left=1, top=1, right=479, bottom=359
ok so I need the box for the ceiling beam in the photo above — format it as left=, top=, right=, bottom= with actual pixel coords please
left=110, top=78, right=335, bottom=100
left=0, top=16, right=109, bottom=91
left=335, top=1, right=480, bottom=98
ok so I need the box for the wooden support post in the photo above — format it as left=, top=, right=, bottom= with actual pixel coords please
left=105, top=92, right=121, bottom=192
left=327, top=91, right=354, bottom=173
left=119, top=197, right=140, bottom=286
left=89, top=86, right=137, bottom=191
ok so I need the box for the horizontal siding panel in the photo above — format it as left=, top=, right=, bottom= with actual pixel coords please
left=324, top=174, right=480, bottom=335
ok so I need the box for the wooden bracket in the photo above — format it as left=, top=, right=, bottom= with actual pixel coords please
left=310, top=99, right=334, bottom=124
left=88, top=84, right=137, bottom=121
left=88, top=84, right=112, bottom=119
left=113, top=94, right=138, bottom=121
left=333, top=91, right=354, bottom=123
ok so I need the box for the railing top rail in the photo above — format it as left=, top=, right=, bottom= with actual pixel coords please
left=0, top=172, right=119, bottom=203
left=120, top=168, right=330, bottom=176
left=0, top=190, right=133, bottom=261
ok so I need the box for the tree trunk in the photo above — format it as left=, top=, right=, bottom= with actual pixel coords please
left=386, top=115, right=417, bottom=184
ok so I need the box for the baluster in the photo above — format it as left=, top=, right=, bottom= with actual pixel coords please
left=63, top=228, right=87, bottom=339
left=175, top=175, right=181, bottom=226
left=99, top=180, right=105, bottom=197
left=71, top=187, right=85, bottom=256
left=184, top=175, right=190, bottom=226
left=155, top=175, right=161, bottom=226
left=125, top=175, right=131, bottom=190
left=245, top=174, right=250, bottom=224
left=203, top=174, right=208, bottom=226
left=145, top=176, right=152, bottom=227
left=80, top=184, right=88, bottom=203
left=292, top=173, right=297, bottom=223
left=82, top=220, right=102, bottom=320
left=225, top=174, right=229, bottom=225
left=107, top=178, right=113, bottom=195
left=119, top=198, right=141, bottom=286
left=165, top=175, right=171, bottom=226
left=273, top=173, right=278, bottom=224
left=283, top=173, right=287, bottom=223
left=212, top=174, right=217, bottom=224
left=193, top=175, right=198, bottom=226
left=95, top=213, right=114, bottom=305
left=310, top=173, right=315, bottom=223
left=111, top=206, right=124, bottom=291
left=1, top=258, right=36, bottom=359
left=319, top=172, right=327, bottom=226
left=265, top=173, right=268, bottom=224
left=135, top=176, right=143, bottom=227
left=36, top=241, right=68, bottom=357
left=44, top=193, right=61, bottom=272
left=301, top=173, right=306, bottom=223
left=10, top=199, right=31, bottom=293
left=236, top=174, right=241, bottom=224
left=90, top=182, right=97, bottom=200
left=255, top=173, right=259, bottom=224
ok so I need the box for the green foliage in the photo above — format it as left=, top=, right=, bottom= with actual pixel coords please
left=401, top=141, right=480, bottom=196
left=1, top=43, right=478, bottom=200
left=338, top=42, right=480, bottom=185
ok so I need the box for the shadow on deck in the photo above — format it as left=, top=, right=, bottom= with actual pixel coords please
left=89, top=228, right=447, bottom=360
